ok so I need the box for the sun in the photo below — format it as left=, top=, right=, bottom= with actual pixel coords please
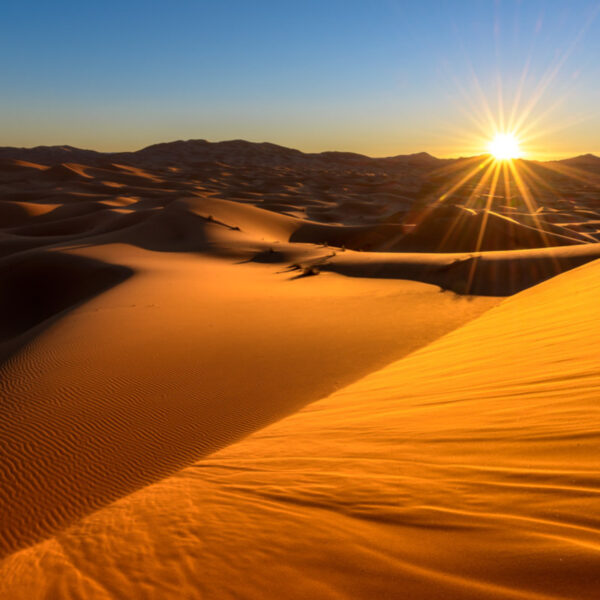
left=487, top=133, right=523, bottom=160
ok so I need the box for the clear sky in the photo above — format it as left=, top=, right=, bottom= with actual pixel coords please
left=2, top=1, right=599, bottom=158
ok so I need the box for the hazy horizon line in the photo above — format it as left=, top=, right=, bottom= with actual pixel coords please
left=2, top=137, right=599, bottom=163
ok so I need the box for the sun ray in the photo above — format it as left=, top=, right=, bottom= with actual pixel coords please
left=436, top=158, right=498, bottom=251
left=448, top=75, right=499, bottom=141
left=507, top=57, right=532, bottom=132
left=496, top=74, right=505, bottom=134
left=516, top=93, right=570, bottom=141
left=437, top=156, right=495, bottom=203
left=466, top=63, right=500, bottom=136
left=506, top=159, right=559, bottom=258
left=430, top=154, right=488, bottom=179
left=512, top=6, right=600, bottom=136
left=536, top=161, right=600, bottom=189
left=501, top=161, right=513, bottom=207
left=465, top=161, right=503, bottom=293
left=516, top=160, right=566, bottom=197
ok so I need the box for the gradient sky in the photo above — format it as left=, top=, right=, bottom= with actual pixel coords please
left=2, top=0, right=599, bottom=158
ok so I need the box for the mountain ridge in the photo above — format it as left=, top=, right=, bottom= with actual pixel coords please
left=1, top=139, right=596, bottom=166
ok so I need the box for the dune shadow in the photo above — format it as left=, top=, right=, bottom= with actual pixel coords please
left=0, top=249, right=133, bottom=364
left=311, top=250, right=600, bottom=295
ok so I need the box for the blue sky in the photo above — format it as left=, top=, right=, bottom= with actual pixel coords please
left=2, top=1, right=599, bottom=157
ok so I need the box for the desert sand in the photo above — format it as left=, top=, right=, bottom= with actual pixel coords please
left=0, top=141, right=599, bottom=599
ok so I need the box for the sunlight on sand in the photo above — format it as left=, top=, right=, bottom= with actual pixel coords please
left=1, top=140, right=600, bottom=598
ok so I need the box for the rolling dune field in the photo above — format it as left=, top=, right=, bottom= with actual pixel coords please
left=0, top=140, right=599, bottom=598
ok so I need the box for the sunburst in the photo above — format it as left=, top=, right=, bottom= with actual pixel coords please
left=404, top=85, right=600, bottom=293
left=488, top=133, right=523, bottom=161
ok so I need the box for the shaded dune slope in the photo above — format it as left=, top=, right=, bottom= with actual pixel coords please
left=312, top=242, right=600, bottom=295
left=0, top=251, right=132, bottom=343
left=0, top=251, right=132, bottom=363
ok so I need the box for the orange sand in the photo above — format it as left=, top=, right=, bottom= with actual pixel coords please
left=0, top=141, right=599, bottom=598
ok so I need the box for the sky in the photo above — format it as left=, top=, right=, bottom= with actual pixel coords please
left=2, top=0, right=600, bottom=159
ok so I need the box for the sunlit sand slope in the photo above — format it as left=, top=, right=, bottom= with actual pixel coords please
left=1, top=258, right=598, bottom=598
left=0, top=243, right=497, bottom=561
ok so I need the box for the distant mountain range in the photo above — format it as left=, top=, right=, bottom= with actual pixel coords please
left=0, top=139, right=454, bottom=169
left=1, top=139, right=598, bottom=171
left=548, top=153, right=600, bottom=169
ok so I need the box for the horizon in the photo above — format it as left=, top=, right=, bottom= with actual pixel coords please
left=3, top=136, right=599, bottom=163
left=2, top=1, right=600, bottom=160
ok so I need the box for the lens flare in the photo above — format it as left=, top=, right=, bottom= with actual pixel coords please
left=488, top=133, right=522, bottom=160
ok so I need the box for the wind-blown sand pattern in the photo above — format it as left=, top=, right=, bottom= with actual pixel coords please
left=1, top=141, right=599, bottom=598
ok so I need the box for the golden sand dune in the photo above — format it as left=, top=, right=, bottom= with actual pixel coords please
left=0, top=141, right=599, bottom=598
left=0, top=246, right=497, bottom=560
left=1, top=251, right=598, bottom=599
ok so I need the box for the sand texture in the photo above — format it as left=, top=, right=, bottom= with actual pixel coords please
left=0, top=141, right=599, bottom=598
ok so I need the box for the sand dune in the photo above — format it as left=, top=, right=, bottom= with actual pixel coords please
left=0, top=140, right=599, bottom=598
left=1, top=247, right=598, bottom=600
left=0, top=249, right=498, bottom=560
left=312, top=242, right=600, bottom=294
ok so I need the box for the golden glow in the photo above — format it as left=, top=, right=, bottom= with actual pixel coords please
left=408, top=78, right=600, bottom=292
left=487, top=133, right=523, bottom=160
left=409, top=18, right=600, bottom=290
